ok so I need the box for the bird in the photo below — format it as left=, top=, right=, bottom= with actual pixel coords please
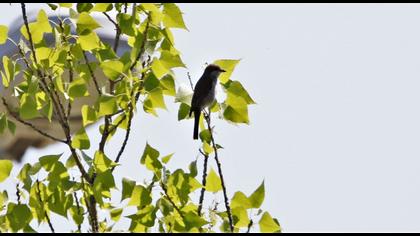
left=0, top=10, right=131, bottom=162
left=189, top=64, right=226, bottom=140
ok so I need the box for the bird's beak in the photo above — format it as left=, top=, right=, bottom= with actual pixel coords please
left=220, top=69, right=226, bottom=73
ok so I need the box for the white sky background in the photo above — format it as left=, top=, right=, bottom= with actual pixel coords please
left=1, top=3, right=420, bottom=232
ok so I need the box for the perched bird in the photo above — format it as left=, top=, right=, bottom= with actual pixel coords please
left=189, top=64, right=226, bottom=140
left=0, top=11, right=130, bottom=162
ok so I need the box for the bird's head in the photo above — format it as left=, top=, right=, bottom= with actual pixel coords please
left=204, top=64, right=226, bottom=78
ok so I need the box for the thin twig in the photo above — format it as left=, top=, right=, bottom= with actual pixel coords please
left=160, top=182, right=184, bottom=218
left=197, top=149, right=209, bottom=216
left=103, top=12, right=120, bottom=53
left=36, top=180, right=55, bottom=233
left=82, top=51, right=102, bottom=95
left=15, top=184, right=21, bottom=204
left=111, top=109, right=132, bottom=171
left=20, top=3, right=37, bottom=64
left=73, top=191, right=82, bottom=232
left=204, top=110, right=234, bottom=232
left=81, top=178, right=99, bottom=233
left=246, top=219, right=253, bottom=233
left=1, top=98, right=66, bottom=143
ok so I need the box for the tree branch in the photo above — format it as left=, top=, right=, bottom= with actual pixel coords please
left=197, top=149, right=209, bottom=216
left=203, top=111, right=234, bottom=232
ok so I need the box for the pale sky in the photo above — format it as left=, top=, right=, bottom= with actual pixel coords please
left=1, top=3, right=420, bottom=232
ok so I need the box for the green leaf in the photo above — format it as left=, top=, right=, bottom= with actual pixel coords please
left=0, top=160, right=12, bottom=182
left=71, top=127, right=90, bottom=149
left=111, top=208, right=123, bottom=222
left=151, top=59, right=169, bottom=79
left=223, top=80, right=256, bottom=105
left=100, top=60, right=124, bottom=81
left=140, top=3, right=163, bottom=26
left=20, top=10, right=52, bottom=43
left=70, top=206, right=84, bottom=226
left=140, top=143, right=162, bottom=172
left=143, top=88, right=166, bottom=115
left=121, top=178, right=136, bottom=201
left=77, top=3, right=94, bottom=13
left=48, top=186, right=73, bottom=217
left=160, top=74, right=176, bottom=96
left=249, top=181, right=265, bottom=208
left=128, top=185, right=152, bottom=208
left=47, top=3, right=58, bottom=10
left=159, top=50, right=186, bottom=69
left=162, top=3, right=188, bottom=30
left=199, top=129, right=212, bottom=143
left=183, top=212, right=209, bottom=231
left=19, top=94, right=39, bottom=119
left=93, top=170, right=116, bottom=200
left=0, top=25, right=8, bottom=44
left=178, top=103, right=191, bottom=121
left=97, top=95, right=118, bottom=116
left=59, top=3, right=73, bottom=8
left=205, top=168, right=222, bottom=193
left=231, top=191, right=252, bottom=209
left=93, top=151, right=115, bottom=173
left=81, top=105, right=98, bottom=127
left=232, top=206, right=250, bottom=228
left=223, top=96, right=249, bottom=124
left=144, top=72, right=160, bottom=92
left=17, top=164, right=32, bottom=191
left=2, top=56, right=20, bottom=88
left=92, top=3, right=113, bottom=12
left=259, top=212, right=281, bottom=233
left=189, top=160, right=197, bottom=177
left=161, top=153, right=174, bottom=164
left=213, top=59, right=240, bottom=84
left=6, top=204, right=33, bottom=232
left=77, top=32, right=101, bottom=51
left=117, top=13, right=136, bottom=36
left=39, top=154, right=61, bottom=171
left=68, top=78, right=88, bottom=98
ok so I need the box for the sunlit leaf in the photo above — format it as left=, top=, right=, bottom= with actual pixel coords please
left=68, top=78, right=88, bottom=98
left=101, top=60, right=124, bottom=81
left=93, top=151, right=116, bottom=173
left=231, top=191, right=252, bottom=209
left=111, top=208, right=123, bottom=222
left=128, top=185, right=152, bottom=208
left=0, top=25, right=8, bottom=44
left=71, top=127, right=90, bottom=149
left=19, top=94, right=39, bottom=119
left=0, top=160, right=12, bottom=183
left=249, top=181, right=265, bottom=208
left=98, top=95, right=118, bottom=116
left=205, top=168, right=222, bottom=193
left=213, top=59, right=240, bottom=84
left=178, top=103, right=191, bottom=121
left=259, top=212, right=281, bottom=233
left=92, top=3, right=113, bottom=12
left=81, top=105, right=98, bottom=127
left=121, top=178, right=136, bottom=202
left=162, top=3, right=188, bottom=30
left=77, top=32, right=101, bottom=51
left=232, top=206, right=250, bottom=228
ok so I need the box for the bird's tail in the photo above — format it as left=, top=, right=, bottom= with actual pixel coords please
left=193, top=111, right=200, bottom=140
